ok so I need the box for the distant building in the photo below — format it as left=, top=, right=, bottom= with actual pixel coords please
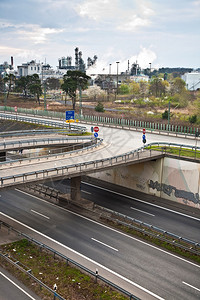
left=0, top=60, right=14, bottom=76
left=181, top=72, right=200, bottom=91
left=17, top=60, right=63, bottom=80
left=17, top=60, right=42, bottom=77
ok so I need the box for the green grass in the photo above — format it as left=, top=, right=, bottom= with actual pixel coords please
left=0, top=239, right=128, bottom=300
left=147, top=145, right=200, bottom=159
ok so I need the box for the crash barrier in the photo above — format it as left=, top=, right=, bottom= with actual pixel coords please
left=100, top=207, right=200, bottom=256
left=0, top=221, right=140, bottom=300
left=0, top=106, right=199, bottom=137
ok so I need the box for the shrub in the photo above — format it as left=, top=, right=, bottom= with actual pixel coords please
left=189, top=114, right=197, bottom=124
left=162, top=110, right=169, bottom=119
left=95, top=102, right=105, bottom=112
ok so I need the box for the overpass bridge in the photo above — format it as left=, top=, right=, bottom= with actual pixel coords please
left=0, top=113, right=199, bottom=202
left=0, top=131, right=166, bottom=199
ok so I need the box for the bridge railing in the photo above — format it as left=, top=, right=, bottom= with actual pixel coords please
left=0, top=137, right=103, bottom=168
left=0, top=142, right=199, bottom=188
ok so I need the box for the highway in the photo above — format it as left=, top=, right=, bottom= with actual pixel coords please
left=0, top=188, right=200, bottom=300
left=48, top=178, right=200, bottom=243
left=0, top=113, right=200, bottom=299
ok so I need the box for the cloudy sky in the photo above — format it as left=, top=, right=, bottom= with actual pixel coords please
left=0, top=0, right=200, bottom=74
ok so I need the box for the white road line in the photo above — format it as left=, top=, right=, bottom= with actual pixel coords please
left=182, top=281, right=200, bottom=292
left=30, top=209, right=50, bottom=219
left=83, top=182, right=200, bottom=222
left=91, top=238, right=118, bottom=252
left=130, top=207, right=155, bottom=216
left=0, top=212, right=164, bottom=300
left=14, top=189, right=200, bottom=269
left=0, top=271, right=36, bottom=300
left=82, top=190, right=91, bottom=194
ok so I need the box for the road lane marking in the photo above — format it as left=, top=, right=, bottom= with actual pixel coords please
left=91, top=238, right=118, bottom=252
left=130, top=207, right=155, bottom=216
left=31, top=209, right=50, bottom=219
left=82, top=190, right=91, bottom=194
left=0, top=213, right=164, bottom=300
left=182, top=281, right=200, bottom=292
left=83, top=182, right=200, bottom=221
left=0, top=271, right=36, bottom=299
left=14, top=189, right=200, bottom=269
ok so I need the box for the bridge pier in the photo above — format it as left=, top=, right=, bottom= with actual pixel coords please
left=71, top=176, right=81, bottom=202
left=0, top=151, right=6, bottom=162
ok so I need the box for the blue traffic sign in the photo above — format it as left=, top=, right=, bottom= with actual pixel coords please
left=66, top=110, right=75, bottom=120
left=94, top=132, right=98, bottom=138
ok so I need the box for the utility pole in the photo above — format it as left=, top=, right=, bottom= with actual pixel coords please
left=79, top=86, right=82, bottom=120
left=116, top=61, right=119, bottom=95
left=168, top=101, right=170, bottom=127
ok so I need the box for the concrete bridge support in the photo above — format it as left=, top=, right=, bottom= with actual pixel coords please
left=0, top=151, right=6, bottom=162
left=71, top=176, right=81, bottom=202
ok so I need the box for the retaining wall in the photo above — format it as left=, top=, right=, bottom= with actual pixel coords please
left=90, top=157, right=200, bottom=209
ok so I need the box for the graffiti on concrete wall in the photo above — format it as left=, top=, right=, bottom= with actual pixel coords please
left=149, top=180, right=200, bottom=204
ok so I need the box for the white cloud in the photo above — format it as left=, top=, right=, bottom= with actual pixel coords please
left=76, top=0, right=154, bottom=31
left=0, top=21, right=63, bottom=44
left=76, top=0, right=117, bottom=21
left=17, top=25, right=63, bottom=44
left=117, top=15, right=151, bottom=31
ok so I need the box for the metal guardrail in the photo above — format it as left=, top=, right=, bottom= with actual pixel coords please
left=0, top=106, right=199, bottom=137
left=0, top=136, right=95, bottom=151
left=0, top=142, right=199, bottom=188
left=0, top=112, right=86, bottom=133
left=0, top=221, right=140, bottom=300
left=0, top=129, right=81, bottom=138
left=0, top=137, right=103, bottom=169
left=0, top=147, right=159, bottom=188
left=146, top=142, right=200, bottom=152
left=100, top=207, right=200, bottom=255
left=0, top=251, right=65, bottom=300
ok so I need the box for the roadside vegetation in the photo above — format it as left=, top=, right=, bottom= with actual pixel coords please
left=146, top=145, right=200, bottom=159
left=101, top=218, right=200, bottom=265
left=0, top=239, right=128, bottom=300
left=0, top=70, right=200, bottom=129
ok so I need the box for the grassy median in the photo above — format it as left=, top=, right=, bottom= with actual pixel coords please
left=0, top=239, right=128, bottom=300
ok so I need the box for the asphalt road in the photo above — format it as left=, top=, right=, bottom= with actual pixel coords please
left=0, top=267, right=40, bottom=300
left=0, top=188, right=200, bottom=300
left=46, top=178, right=200, bottom=243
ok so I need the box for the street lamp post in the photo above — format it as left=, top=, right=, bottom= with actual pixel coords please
left=116, top=61, right=119, bottom=95
left=108, top=63, right=112, bottom=101
left=149, top=62, right=151, bottom=79
left=2, top=72, right=7, bottom=108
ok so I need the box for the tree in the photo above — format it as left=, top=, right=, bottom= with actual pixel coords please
left=139, top=81, right=149, bottom=99
left=85, top=85, right=106, bottom=101
left=129, top=81, right=140, bottom=97
left=4, top=73, right=16, bottom=100
left=16, top=75, right=31, bottom=97
left=119, top=83, right=129, bottom=94
left=170, top=77, right=186, bottom=95
left=149, top=77, right=167, bottom=97
left=61, top=70, right=91, bottom=110
left=28, top=74, right=42, bottom=104
left=45, top=77, right=61, bottom=90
